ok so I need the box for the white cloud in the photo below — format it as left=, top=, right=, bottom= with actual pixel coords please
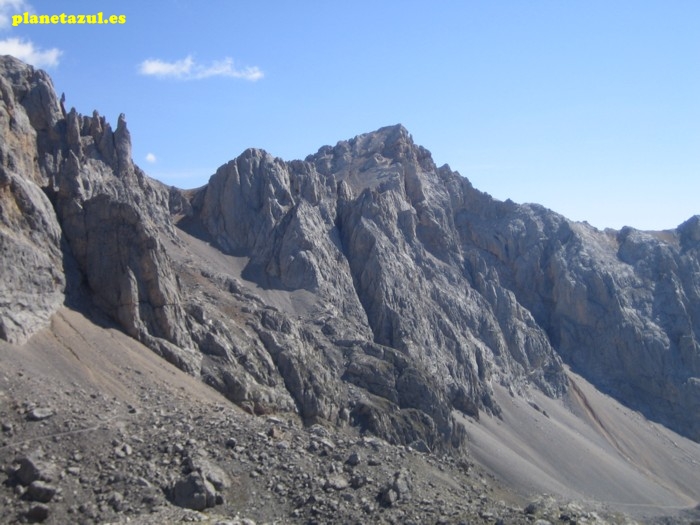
left=0, top=0, right=28, bottom=29
left=139, top=56, right=194, bottom=78
left=0, top=37, right=61, bottom=67
left=138, top=55, right=263, bottom=82
left=0, top=2, right=62, bottom=69
left=145, top=153, right=157, bottom=164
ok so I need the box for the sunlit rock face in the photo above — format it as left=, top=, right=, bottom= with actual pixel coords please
left=2, top=55, right=698, bottom=448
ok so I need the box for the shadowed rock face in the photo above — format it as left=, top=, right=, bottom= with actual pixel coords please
left=1, top=55, right=698, bottom=448
left=458, top=202, right=700, bottom=440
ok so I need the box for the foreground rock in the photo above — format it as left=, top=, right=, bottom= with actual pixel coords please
left=3, top=316, right=673, bottom=524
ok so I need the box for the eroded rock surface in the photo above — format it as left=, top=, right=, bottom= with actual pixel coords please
left=0, top=55, right=699, bottom=452
left=0, top=58, right=65, bottom=343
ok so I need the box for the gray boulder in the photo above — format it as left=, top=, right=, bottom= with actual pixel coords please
left=25, top=481, right=57, bottom=503
left=14, top=451, right=57, bottom=486
left=170, top=473, right=217, bottom=511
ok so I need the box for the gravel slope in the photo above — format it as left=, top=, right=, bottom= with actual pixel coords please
left=1, top=308, right=698, bottom=523
left=458, top=369, right=700, bottom=522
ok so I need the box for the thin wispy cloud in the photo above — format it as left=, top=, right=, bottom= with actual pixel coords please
left=139, top=55, right=263, bottom=81
left=145, top=153, right=157, bottom=164
left=0, top=0, right=28, bottom=29
left=0, top=37, right=61, bottom=67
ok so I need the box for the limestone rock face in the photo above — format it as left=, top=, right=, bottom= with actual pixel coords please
left=0, top=57, right=65, bottom=343
left=458, top=198, right=700, bottom=440
left=194, top=124, right=700, bottom=442
left=0, top=56, right=196, bottom=371
left=1, top=56, right=699, bottom=447
left=193, top=125, right=569, bottom=448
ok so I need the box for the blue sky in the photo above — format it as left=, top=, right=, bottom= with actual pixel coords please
left=1, top=0, right=698, bottom=231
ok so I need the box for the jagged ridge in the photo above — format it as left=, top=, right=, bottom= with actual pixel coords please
left=1, top=56, right=699, bottom=453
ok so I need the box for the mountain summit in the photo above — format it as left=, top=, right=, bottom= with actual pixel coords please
left=1, top=56, right=700, bottom=522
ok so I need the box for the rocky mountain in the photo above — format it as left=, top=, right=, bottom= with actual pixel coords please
left=1, top=55, right=700, bottom=523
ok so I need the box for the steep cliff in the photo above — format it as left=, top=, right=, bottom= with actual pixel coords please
left=458, top=198, right=700, bottom=440
left=190, top=127, right=569, bottom=448
left=0, top=57, right=65, bottom=343
left=192, top=123, right=700, bottom=441
left=1, top=55, right=698, bottom=451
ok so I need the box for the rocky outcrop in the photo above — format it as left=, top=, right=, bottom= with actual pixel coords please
left=0, top=55, right=200, bottom=371
left=48, top=108, right=192, bottom=354
left=1, top=55, right=699, bottom=448
left=0, top=58, right=65, bottom=343
left=457, top=200, right=700, bottom=440
left=192, top=125, right=569, bottom=448
left=0, top=167, right=64, bottom=343
left=193, top=123, right=699, bottom=442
